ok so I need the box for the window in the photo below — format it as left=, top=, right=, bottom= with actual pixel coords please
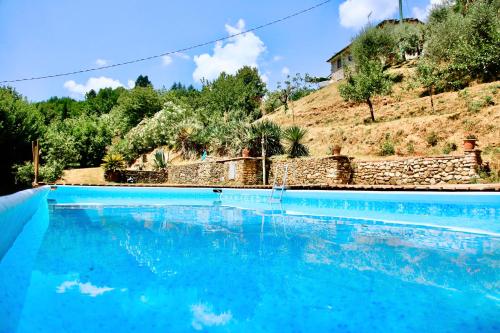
left=348, top=54, right=353, bottom=62
left=337, top=58, right=342, bottom=69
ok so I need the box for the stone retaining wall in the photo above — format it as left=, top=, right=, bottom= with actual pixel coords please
left=167, top=158, right=261, bottom=185
left=352, top=151, right=481, bottom=185
left=116, top=151, right=482, bottom=186
left=117, top=170, right=168, bottom=183
left=270, top=156, right=353, bottom=185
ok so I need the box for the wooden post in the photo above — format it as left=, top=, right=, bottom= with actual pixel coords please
left=261, top=136, right=266, bottom=185
left=32, top=140, right=40, bottom=186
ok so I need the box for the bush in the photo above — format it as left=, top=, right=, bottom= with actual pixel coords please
left=379, top=138, right=395, bottom=156
left=246, top=120, right=283, bottom=157
left=283, top=126, right=309, bottom=158
left=426, top=132, right=439, bottom=147
left=13, top=161, right=63, bottom=186
left=442, top=142, right=458, bottom=154
left=153, top=149, right=167, bottom=170
left=101, top=153, right=125, bottom=173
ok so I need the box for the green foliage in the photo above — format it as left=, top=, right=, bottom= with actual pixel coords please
left=85, top=87, right=125, bottom=115
left=110, top=86, right=163, bottom=134
left=263, top=91, right=283, bottom=114
left=392, top=22, right=425, bottom=59
left=153, top=149, right=167, bottom=170
left=101, top=153, right=125, bottom=172
left=423, top=0, right=500, bottom=89
left=351, top=25, right=397, bottom=65
left=426, top=131, right=440, bottom=147
left=13, top=161, right=63, bottom=186
left=0, top=87, right=45, bottom=193
left=36, top=96, right=86, bottom=123
left=338, top=61, right=393, bottom=121
left=200, top=66, right=266, bottom=122
left=246, top=120, right=283, bottom=157
left=379, top=137, right=395, bottom=156
left=135, top=75, right=152, bottom=88
left=442, top=142, right=458, bottom=154
left=283, top=126, right=309, bottom=158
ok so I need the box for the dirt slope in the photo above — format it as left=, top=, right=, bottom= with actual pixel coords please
left=263, top=68, right=500, bottom=169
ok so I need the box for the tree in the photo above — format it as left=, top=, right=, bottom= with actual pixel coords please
left=111, top=86, right=162, bottom=134
left=283, top=126, right=309, bottom=158
left=247, top=120, right=283, bottom=185
left=135, top=75, right=152, bottom=88
left=351, top=24, right=398, bottom=65
left=85, top=87, right=125, bottom=115
left=339, top=61, right=393, bottom=122
left=0, top=87, right=45, bottom=193
left=416, top=60, right=443, bottom=112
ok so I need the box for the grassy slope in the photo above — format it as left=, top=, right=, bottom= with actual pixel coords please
left=263, top=66, right=500, bottom=170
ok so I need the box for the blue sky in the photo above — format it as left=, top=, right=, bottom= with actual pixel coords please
left=0, top=0, right=434, bottom=101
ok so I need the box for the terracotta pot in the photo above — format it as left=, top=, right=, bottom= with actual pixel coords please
left=332, top=145, right=342, bottom=156
left=463, top=139, right=476, bottom=151
left=242, top=148, right=251, bottom=158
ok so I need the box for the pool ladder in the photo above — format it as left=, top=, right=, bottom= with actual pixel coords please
left=268, top=164, right=288, bottom=203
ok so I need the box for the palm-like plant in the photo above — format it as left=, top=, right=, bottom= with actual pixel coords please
left=283, top=126, right=309, bottom=158
left=101, top=153, right=125, bottom=173
left=153, top=149, right=167, bottom=170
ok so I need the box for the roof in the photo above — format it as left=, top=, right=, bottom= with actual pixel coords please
left=326, top=18, right=424, bottom=63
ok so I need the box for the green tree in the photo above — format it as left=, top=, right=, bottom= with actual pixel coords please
left=0, top=87, right=45, bottom=193
left=111, top=86, right=162, bottom=134
left=351, top=24, right=398, bottom=65
left=135, top=75, right=152, bottom=88
left=338, top=61, right=393, bottom=122
left=416, top=60, right=443, bottom=112
left=85, top=87, right=125, bottom=115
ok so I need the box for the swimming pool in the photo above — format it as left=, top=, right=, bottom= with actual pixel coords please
left=0, top=186, right=499, bottom=332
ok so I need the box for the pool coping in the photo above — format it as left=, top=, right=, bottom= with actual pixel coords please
left=43, top=182, right=500, bottom=192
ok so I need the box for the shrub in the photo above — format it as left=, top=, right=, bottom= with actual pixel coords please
left=246, top=120, right=283, bottom=157
left=13, top=161, right=63, bottom=186
left=442, top=142, right=458, bottom=154
left=406, top=140, right=415, bottom=154
left=102, top=153, right=125, bottom=173
left=379, top=138, right=395, bottom=156
left=153, top=149, right=167, bottom=170
left=426, top=131, right=439, bottom=147
left=283, top=126, right=309, bottom=158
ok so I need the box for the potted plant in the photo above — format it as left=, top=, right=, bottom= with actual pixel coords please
left=102, top=153, right=125, bottom=182
left=242, top=147, right=251, bottom=158
left=331, top=145, right=342, bottom=156
left=463, top=134, right=477, bottom=151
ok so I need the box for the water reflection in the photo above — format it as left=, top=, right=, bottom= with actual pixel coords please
left=6, top=203, right=499, bottom=332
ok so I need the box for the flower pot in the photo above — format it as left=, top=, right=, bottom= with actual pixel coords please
left=242, top=148, right=251, bottom=158
left=463, top=139, right=476, bottom=151
left=332, top=145, right=342, bottom=156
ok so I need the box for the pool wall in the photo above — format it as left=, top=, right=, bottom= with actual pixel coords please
left=0, top=186, right=50, bottom=259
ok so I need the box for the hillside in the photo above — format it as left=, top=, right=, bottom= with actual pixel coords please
left=263, top=67, right=500, bottom=169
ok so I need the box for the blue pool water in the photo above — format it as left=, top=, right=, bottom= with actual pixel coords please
left=0, top=186, right=499, bottom=332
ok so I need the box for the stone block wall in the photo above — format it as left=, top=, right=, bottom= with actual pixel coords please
left=269, top=156, right=353, bottom=185
left=352, top=151, right=481, bottom=185
left=117, top=170, right=168, bottom=183
left=167, top=158, right=262, bottom=185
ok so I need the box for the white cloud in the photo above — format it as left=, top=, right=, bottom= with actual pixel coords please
left=127, top=80, right=135, bottom=89
left=161, top=55, right=173, bottom=66
left=95, top=58, right=108, bottom=66
left=175, top=52, right=190, bottom=60
left=273, top=55, right=283, bottom=61
left=64, top=76, right=124, bottom=96
left=193, top=19, right=266, bottom=82
left=261, top=74, right=269, bottom=83
left=339, top=0, right=399, bottom=28
left=412, top=0, right=447, bottom=21
left=281, top=67, right=290, bottom=76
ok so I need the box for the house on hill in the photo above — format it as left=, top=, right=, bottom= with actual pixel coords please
left=326, top=18, right=423, bottom=83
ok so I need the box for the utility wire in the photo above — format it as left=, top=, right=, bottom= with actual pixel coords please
left=1, top=0, right=332, bottom=84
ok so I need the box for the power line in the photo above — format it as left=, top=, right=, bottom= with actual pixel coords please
left=1, top=0, right=332, bottom=84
